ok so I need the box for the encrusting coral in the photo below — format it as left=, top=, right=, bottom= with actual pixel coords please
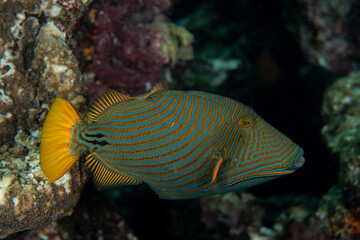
left=321, top=71, right=360, bottom=239
left=18, top=192, right=138, bottom=240
left=0, top=0, right=90, bottom=238
left=0, top=129, right=86, bottom=238
left=200, top=192, right=263, bottom=237
left=322, top=71, right=360, bottom=202
left=0, top=0, right=193, bottom=238
left=283, top=0, right=360, bottom=74
left=85, top=0, right=193, bottom=96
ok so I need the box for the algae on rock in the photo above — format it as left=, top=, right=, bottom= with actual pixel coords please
left=0, top=0, right=92, bottom=238
left=321, top=71, right=360, bottom=238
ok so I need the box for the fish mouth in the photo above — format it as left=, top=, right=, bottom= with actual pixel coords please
left=286, top=147, right=305, bottom=171
left=295, top=156, right=305, bottom=167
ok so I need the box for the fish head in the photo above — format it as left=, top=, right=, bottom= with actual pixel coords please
left=216, top=107, right=305, bottom=192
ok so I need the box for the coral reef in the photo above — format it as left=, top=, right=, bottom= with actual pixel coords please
left=10, top=191, right=138, bottom=240
left=315, top=186, right=360, bottom=239
left=0, top=129, right=86, bottom=238
left=182, top=59, right=241, bottom=90
left=3, top=0, right=360, bottom=239
left=201, top=192, right=263, bottom=237
left=85, top=0, right=193, bottom=96
left=322, top=71, right=360, bottom=203
left=173, top=1, right=246, bottom=91
left=200, top=192, right=324, bottom=240
left=268, top=196, right=325, bottom=240
left=317, top=71, right=360, bottom=239
left=0, top=0, right=194, bottom=237
left=320, top=71, right=360, bottom=238
left=0, top=0, right=193, bottom=238
left=0, top=0, right=89, bottom=145
left=0, top=0, right=91, bottom=238
left=284, top=0, right=360, bottom=74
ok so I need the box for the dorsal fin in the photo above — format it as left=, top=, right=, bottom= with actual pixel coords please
left=85, top=153, right=142, bottom=190
left=88, top=89, right=130, bottom=122
left=187, top=90, right=228, bottom=101
left=135, top=83, right=165, bottom=100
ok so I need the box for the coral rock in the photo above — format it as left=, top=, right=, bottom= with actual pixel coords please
left=85, top=0, right=193, bottom=96
left=0, top=130, right=87, bottom=238
left=19, top=192, right=138, bottom=240
left=200, top=192, right=263, bottom=237
left=284, top=0, right=360, bottom=74
left=322, top=71, right=360, bottom=200
left=0, top=0, right=92, bottom=238
left=321, top=71, right=360, bottom=238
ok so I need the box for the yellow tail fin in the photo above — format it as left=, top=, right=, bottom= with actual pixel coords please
left=40, top=98, right=82, bottom=182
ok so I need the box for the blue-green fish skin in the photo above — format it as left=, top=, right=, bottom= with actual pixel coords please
left=41, top=83, right=305, bottom=200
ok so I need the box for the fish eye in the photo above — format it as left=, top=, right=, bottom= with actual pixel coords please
left=239, top=119, right=252, bottom=127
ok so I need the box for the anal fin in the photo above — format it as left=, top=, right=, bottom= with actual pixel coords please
left=85, top=153, right=142, bottom=190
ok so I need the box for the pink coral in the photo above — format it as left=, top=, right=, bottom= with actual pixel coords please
left=200, top=192, right=263, bottom=236
left=86, top=0, right=172, bottom=96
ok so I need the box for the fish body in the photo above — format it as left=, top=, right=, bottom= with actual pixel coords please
left=40, top=84, right=304, bottom=199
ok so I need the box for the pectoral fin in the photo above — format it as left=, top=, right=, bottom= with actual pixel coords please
left=203, top=152, right=225, bottom=190
left=211, top=157, right=224, bottom=184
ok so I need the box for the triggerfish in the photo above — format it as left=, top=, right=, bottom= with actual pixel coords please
left=40, top=83, right=305, bottom=200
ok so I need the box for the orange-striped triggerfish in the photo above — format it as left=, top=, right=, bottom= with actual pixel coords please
left=40, top=83, right=305, bottom=199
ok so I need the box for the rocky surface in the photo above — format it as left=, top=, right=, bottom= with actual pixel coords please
left=0, top=0, right=89, bottom=145
left=0, top=129, right=87, bottom=238
left=84, top=0, right=193, bottom=97
left=284, top=0, right=360, bottom=74
left=8, top=191, right=138, bottom=240
left=321, top=71, right=360, bottom=239
left=0, top=0, right=193, bottom=238
left=0, top=0, right=90, bottom=238
left=322, top=71, right=360, bottom=202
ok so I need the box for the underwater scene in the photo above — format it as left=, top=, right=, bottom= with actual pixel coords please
left=0, top=0, right=360, bottom=239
